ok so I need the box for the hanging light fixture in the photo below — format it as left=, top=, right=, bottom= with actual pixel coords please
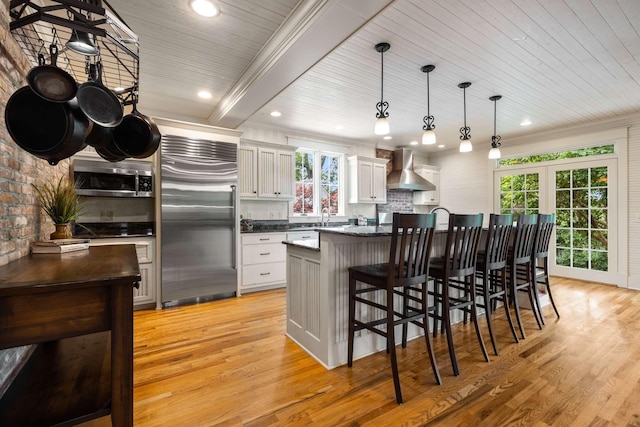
left=488, top=95, right=502, bottom=159
left=65, top=15, right=99, bottom=56
left=458, top=82, right=472, bottom=152
left=374, top=42, right=390, bottom=135
left=421, top=64, right=436, bottom=145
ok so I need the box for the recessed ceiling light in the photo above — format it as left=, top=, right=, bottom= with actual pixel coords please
left=410, top=140, right=418, bottom=145
left=520, top=119, right=532, bottom=126
left=113, top=87, right=125, bottom=93
left=190, top=0, right=220, bottom=17
left=197, top=90, right=212, bottom=99
left=335, top=125, right=344, bottom=130
left=383, top=136, right=392, bottom=140
left=270, top=111, right=282, bottom=117
left=438, top=145, right=445, bottom=148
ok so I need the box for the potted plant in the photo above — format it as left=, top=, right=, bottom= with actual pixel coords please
left=32, top=176, right=82, bottom=240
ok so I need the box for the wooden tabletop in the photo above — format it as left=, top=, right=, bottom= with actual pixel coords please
left=0, top=245, right=141, bottom=295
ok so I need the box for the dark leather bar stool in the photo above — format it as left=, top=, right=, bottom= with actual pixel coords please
left=347, top=213, right=440, bottom=404
left=530, top=213, right=559, bottom=321
left=508, top=213, right=541, bottom=339
left=474, top=213, right=518, bottom=355
left=429, top=213, right=488, bottom=376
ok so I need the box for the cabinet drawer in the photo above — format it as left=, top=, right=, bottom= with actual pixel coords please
left=242, top=262, right=286, bottom=286
left=287, top=231, right=318, bottom=241
left=242, top=243, right=286, bottom=264
left=242, top=233, right=286, bottom=245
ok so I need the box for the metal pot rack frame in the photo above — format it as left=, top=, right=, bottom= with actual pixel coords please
left=9, top=0, right=139, bottom=105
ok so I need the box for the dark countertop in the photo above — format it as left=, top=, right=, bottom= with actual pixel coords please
left=317, top=225, right=393, bottom=236
left=282, top=239, right=320, bottom=251
left=241, top=222, right=349, bottom=233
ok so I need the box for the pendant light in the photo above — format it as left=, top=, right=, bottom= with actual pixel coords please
left=421, top=65, right=436, bottom=145
left=488, top=95, right=502, bottom=159
left=65, top=15, right=99, bottom=56
left=458, top=82, right=472, bottom=152
left=374, top=42, right=390, bottom=135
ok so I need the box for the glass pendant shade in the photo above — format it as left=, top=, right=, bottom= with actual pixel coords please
left=422, top=129, right=436, bottom=145
left=488, top=147, right=501, bottom=159
left=459, top=139, right=473, bottom=153
left=375, top=117, right=390, bottom=135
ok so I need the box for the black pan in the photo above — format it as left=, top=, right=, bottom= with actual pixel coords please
left=76, top=60, right=123, bottom=127
left=26, top=44, right=77, bottom=103
left=113, top=101, right=161, bottom=159
left=85, top=122, right=114, bottom=149
left=4, top=87, right=88, bottom=165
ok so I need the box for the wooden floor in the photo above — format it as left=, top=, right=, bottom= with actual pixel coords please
left=83, top=278, right=640, bottom=426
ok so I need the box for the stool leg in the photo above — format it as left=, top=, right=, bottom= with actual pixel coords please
left=501, top=268, right=519, bottom=343
left=483, top=270, right=499, bottom=356
left=347, top=275, right=356, bottom=367
left=421, top=281, right=441, bottom=385
left=442, top=275, right=459, bottom=376
left=531, top=261, right=546, bottom=326
left=469, top=275, right=490, bottom=363
left=386, top=288, right=403, bottom=404
left=401, top=287, right=409, bottom=348
left=510, top=265, right=526, bottom=340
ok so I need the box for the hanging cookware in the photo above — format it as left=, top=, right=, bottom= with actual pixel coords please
left=95, top=142, right=127, bottom=162
left=113, top=98, right=161, bottom=159
left=26, top=44, right=77, bottom=103
left=4, top=87, right=88, bottom=165
left=85, top=122, right=114, bottom=149
left=76, top=60, right=123, bottom=127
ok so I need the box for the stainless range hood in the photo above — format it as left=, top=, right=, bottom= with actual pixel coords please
left=386, top=148, right=436, bottom=191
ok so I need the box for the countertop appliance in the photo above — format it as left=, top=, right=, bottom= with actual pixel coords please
left=72, top=159, right=154, bottom=197
left=161, top=135, right=238, bottom=307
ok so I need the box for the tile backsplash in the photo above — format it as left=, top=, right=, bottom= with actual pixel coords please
left=377, top=189, right=414, bottom=216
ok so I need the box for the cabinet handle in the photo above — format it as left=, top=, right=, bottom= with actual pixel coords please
left=253, top=191, right=257, bottom=194
left=260, top=272, right=271, bottom=276
left=301, top=236, right=311, bottom=239
left=260, top=252, right=270, bottom=256
left=259, top=238, right=270, bottom=241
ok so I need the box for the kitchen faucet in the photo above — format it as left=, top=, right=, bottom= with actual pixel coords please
left=429, top=206, right=451, bottom=214
left=321, top=207, right=330, bottom=227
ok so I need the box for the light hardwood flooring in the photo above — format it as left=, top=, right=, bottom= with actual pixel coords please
left=84, top=278, right=640, bottom=426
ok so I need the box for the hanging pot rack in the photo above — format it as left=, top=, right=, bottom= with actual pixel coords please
left=8, top=0, right=139, bottom=105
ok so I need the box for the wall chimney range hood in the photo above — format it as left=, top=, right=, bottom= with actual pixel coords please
left=386, top=148, right=436, bottom=191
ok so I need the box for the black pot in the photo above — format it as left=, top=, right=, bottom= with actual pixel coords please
left=85, top=123, right=114, bottom=149
left=26, top=45, right=77, bottom=103
left=113, top=103, right=161, bottom=159
left=4, top=87, right=88, bottom=165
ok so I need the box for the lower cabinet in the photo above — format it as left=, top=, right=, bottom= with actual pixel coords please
left=89, top=237, right=156, bottom=308
left=240, top=233, right=287, bottom=293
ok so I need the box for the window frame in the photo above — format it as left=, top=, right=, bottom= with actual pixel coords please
left=291, top=148, right=345, bottom=219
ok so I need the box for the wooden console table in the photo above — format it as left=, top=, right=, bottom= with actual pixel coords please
left=0, top=245, right=140, bottom=426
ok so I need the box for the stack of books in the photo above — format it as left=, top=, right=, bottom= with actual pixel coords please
left=31, top=238, right=91, bottom=254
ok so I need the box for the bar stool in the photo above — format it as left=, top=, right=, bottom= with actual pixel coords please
left=429, top=213, right=488, bottom=376
left=347, top=213, right=440, bottom=404
left=531, top=214, right=559, bottom=321
left=508, top=213, right=541, bottom=339
left=474, top=213, right=518, bottom=355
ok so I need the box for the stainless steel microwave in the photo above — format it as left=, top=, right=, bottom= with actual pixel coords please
left=72, top=159, right=154, bottom=197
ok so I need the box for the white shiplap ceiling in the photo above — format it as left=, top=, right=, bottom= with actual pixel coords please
left=108, top=0, right=640, bottom=152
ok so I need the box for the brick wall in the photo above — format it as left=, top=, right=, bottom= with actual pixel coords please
left=0, top=3, right=70, bottom=265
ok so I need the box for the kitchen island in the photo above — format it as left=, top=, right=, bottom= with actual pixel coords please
left=284, top=225, right=427, bottom=369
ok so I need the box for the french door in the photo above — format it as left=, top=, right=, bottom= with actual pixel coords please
left=494, top=158, right=618, bottom=284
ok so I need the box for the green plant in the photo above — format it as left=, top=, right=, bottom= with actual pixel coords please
left=32, top=176, right=82, bottom=224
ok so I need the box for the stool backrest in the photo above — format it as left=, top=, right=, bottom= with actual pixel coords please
left=483, top=213, right=514, bottom=271
left=511, top=214, right=538, bottom=265
left=388, top=213, right=436, bottom=287
left=443, top=213, right=484, bottom=277
left=533, top=214, right=555, bottom=259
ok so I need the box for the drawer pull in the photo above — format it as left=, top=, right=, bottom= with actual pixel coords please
left=301, top=236, right=311, bottom=239
left=259, top=238, right=270, bottom=241
left=260, top=272, right=271, bottom=276
left=260, top=252, right=270, bottom=256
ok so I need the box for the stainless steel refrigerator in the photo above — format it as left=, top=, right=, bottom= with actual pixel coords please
left=160, top=135, right=237, bottom=307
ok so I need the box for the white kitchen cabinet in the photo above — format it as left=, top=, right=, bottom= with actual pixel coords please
left=238, top=142, right=296, bottom=200
left=240, top=233, right=287, bottom=293
left=257, top=147, right=295, bottom=199
left=347, top=155, right=388, bottom=204
left=286, top=230, right=319, bottom=241
left=412, top=165, right=440, bottom=205
left=88, top=237, right=156, bottom=308
left=238, top=145, right=258, bottom=198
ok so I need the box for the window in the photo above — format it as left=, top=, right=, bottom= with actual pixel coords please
left=498, top=144, right=614, bottom=167
left=499, top=172, right=540, bottom=215
left=293, top=149, right=343, bottom=217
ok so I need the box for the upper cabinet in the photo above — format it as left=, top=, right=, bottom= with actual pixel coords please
left=412, top=165, right=440, bottom=205
left=239, top=142, right=296, bottom=200
left=347, top=156, right=389, bottom=204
